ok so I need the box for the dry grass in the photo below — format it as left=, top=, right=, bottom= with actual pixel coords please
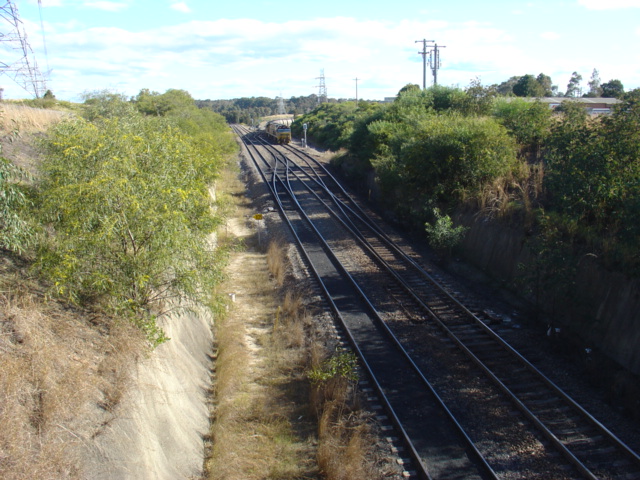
left=205, top=165, right=318, bottom=480
left=0, top=102, right=65, bottom=177
left=0, top=102, right=67, bottom=136
left=0, top=259, right=146, bottom=479
left=206, top=245, right=317, bottom=480
left=317, top=417, right=373, bottom=480
left=205, top=160, right=384, bottom=480
left=471, top=159, right=544, bottom=224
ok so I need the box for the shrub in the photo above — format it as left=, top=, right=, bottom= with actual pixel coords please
left=36, top=100, right=228, bottom=345
left=0, top=156, right=33, bottom=253
left=424, top=208, right=468, bottom=257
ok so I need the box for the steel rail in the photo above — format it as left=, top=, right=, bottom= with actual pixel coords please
left=235, top=125, right=497, bottom=480
left=279, top=139, right=640, bottom=478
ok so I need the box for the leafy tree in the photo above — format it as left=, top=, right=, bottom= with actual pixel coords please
left=430, top=85, right=469, bottom=111
left=536, top=73, right=554, bottom=96
left=82, top=90, right=137, bottom=120
left=544, top=92, right=640, bottom=269
left=586, top=68, right=602, bottom=97
left=518, top=213, right=578, bottom=320
left=601, top=79, right=624, bottom=98
left=494, top=73, right=554, bottom=97
left=462, top=77, right=497, bottom=116
left=134, top=88, right=196, bottom=116
left=37, top=97, right=228, bottom=345
left=513, top=74, right=545, bottom=97
left=399, top=113, right=518, bottom=202
left=397, top=83, right=421, bottom=96
left=565, top=71, right=583, bottom=97
left=291, top=101, right=380, bottom=151
left=495, top=76, right=521, bottom=95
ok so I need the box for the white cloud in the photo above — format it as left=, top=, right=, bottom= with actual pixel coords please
left=12, top=14, right=637, bottom=102
left=170, top=2, right=191, bottom=13
left=84, top=1, right=129, bottom=12
left=578, top=0, right=640, bottom=9
left=36, top=17, right=521, bottom=100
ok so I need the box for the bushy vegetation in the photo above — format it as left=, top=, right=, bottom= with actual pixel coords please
left=297, top=85, right=522, bottom=230
left=293, top=82, right=640, bottom=280
left=0, top=156, right=33, bottom=253
left=2, top=89, right=237, bottom=345
left=544, top=91, right=640, bottom=272
left=291, top=101, right=381, bottom=151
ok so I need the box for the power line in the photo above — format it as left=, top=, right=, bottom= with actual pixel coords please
left=37, top=0, right=50, bottom=77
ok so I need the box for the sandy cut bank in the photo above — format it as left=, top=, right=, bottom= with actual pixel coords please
left=78, top=310, right=214, bottom=480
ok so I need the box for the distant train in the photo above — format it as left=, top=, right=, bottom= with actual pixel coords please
left=265, top=120, right=292, bottom=145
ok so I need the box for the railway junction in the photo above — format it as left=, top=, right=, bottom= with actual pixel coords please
left=232, top=124, right=640, bottom=480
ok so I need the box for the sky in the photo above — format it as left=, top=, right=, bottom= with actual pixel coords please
left=1, top=0, right=639, bottom=102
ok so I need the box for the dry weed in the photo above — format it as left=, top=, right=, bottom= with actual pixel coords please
left=206, top=232, right=317, bottom=480
left=211, top=313, right=248, bottom=401
left=0, top=269, right=146, bottom=479
left=96, top=321, right=145, bottom=411
left=267, top=240, right=287, bottom=287
left=281, top=289, right=305, bottom=322
left=316, top=406, right=374, bottom=480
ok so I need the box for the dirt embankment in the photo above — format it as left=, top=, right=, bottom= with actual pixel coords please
left=78, top=311, right=214, bottom=479
left=1, top=104, right=216, bottom=479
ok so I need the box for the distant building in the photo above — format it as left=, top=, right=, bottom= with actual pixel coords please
left=511, top=97, right=622, bottom=115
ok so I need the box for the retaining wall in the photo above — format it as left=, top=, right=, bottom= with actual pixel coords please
left=458, top=213, right=640, bottom=376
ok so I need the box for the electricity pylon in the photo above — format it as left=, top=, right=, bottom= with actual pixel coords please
left=1, top=0, right=48, bottom=98
left=276, top=95, right=286, bottom=115
left=316, top=69, right=327, bottom=103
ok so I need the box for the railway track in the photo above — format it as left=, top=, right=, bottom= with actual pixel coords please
left=232, top=124, right=640, bottom=479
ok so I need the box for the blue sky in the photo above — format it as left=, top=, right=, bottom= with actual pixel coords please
left=2, top=0, right=639, bottom=101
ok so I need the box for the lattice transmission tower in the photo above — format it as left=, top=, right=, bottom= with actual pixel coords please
left=1, top=0, right=48, bottom=98
left=316, top=69, right=327, bottom=104
left=276, top=95, right=286, bottom=115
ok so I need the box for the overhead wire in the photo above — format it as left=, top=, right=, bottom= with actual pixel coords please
left=37, top=0, right=50, bottom=80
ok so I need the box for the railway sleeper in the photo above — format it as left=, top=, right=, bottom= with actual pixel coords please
left=567, top=440, right=616, bottom=456
left=553, top=425, right=596, bottom=436
left=506, top=381, right=546, bottom=394
left=459, top=338, right=498, bottom=350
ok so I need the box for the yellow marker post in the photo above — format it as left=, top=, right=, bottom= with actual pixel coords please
left=253, top=213, right=264, bottom=245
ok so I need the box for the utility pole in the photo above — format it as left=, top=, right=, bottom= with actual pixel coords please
left=429, top=43, right=446, bottom=86
left=354, top=77, right=359, bottom=105
left=0, top=0, right=48, bottom=97
left=415, top=39, right=434, bottom=89
left=316, top=69, right=327, bottom=104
